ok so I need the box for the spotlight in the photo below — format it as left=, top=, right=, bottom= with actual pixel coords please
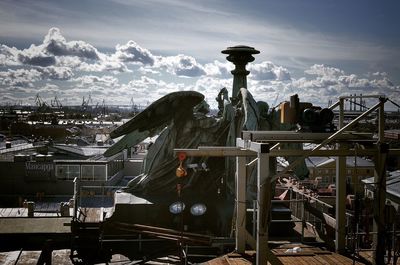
left=190, top=203, right=207, bottom=216
left=169, top=201, right=185, bottom=214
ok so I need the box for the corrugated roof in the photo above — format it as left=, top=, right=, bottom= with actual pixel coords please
left=307, top=156, right=374, bottom=168
left=362, top=170, right=400, bottom=199
left=53, top=144, right=108, bottom=157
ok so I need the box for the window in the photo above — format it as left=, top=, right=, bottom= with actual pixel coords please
left=93, top=165, right=106, bottom=180
left=56, top=165, right=80, bottom=180
left=81, top=165, right=94, bottom=180
left=81, top=165, right=106, bottom=181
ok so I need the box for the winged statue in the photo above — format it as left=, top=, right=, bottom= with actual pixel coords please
left=105, top=88, right=308, bottom=203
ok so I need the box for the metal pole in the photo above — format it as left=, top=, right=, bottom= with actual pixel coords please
left=301, top=193, right=305, bottom=243
left=253, top=200, right=257, bottom=239
left=378, top=97, right=385, bottom=142
left=236, top=156, right=247, bottom=253
left=256, top=152, right=270, bottom=265
left=373, top=98, right=388, bottom=265
left=335, top=98, right=347, bottom=252
left=73, top=177, right=78, bottom=220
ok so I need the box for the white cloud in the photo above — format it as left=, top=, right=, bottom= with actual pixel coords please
left=0, top=27, right=399, bottom=109
left=190, top=76, right=232, bottom=107
left=36, top=84, right=60, bottom=95
left=0, top=66, right=73, bottom=88
left=249, top=61, right=291, bottom=81
left=17, top=44, right=56, bottom=67
left=155, top=54, right=206, bottom=77
left=0, top=68, right=41, bottom=87
left=0, top=28, right=102, bottom=68
left=0, top=28, right=131, bottom=73
left=111, top=76, right=188, bottom=105
left=305, top=64, right=344, bottom=77
left=56, top=56, right=83, bottom=68
left=290, top=64, right=400, bottom=106
left=72, top=75, right=119, bottom=88
left=138, top=66, right=160, bottom=75
left=77, top=59, right=131, bottom=73
left=371, top=71, right=388, bottom=78
left=0, top=45, right=23, bottom=66
left=203, top=60, right=232, bottom=77
left=41, top=66, right=74, bottom=80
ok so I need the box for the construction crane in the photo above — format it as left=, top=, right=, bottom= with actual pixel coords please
left=101, top=99, right=107, bottom=116
left=130, top=97, right=139, bottom=114
left=51, top=95, right=62, bottom=109
left=35, top=94, right=50, bottom=112
left=81, top=94, right=92, bottom=111
left=35, top=94, right=46, bottom=108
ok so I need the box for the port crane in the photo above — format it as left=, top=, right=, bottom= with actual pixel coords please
left=50, top=95, right=62, bottom=109
left=81, top=94, right=92, bottom=111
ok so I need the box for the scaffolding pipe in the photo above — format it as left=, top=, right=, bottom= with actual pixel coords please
left=270, top=98, right=386, bottom=182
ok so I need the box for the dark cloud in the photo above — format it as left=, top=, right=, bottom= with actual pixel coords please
left=115, top=40, right=155, bottom=65
left=17, top=53, right=56, bottom=67
left=43, top=28, right=100, bottom=60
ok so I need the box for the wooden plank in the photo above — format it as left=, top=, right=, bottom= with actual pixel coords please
left=277, top=257, right=294, bottom=265
left=311, top=255, right=331, bottom=265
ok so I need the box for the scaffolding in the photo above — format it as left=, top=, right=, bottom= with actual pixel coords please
left=175, top=95, right=400, bottom=265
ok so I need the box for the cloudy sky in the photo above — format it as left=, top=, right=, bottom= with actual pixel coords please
left=1, top=0, right=399, bottom=110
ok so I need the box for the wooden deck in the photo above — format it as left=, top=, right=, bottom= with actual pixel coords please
left=0, top=206, right=113, bottom=220
left=0, top=250, right=129, bottom=265
left=77, top=207, right=114, bottom=222
left=202, top=244, right=367, bottom=265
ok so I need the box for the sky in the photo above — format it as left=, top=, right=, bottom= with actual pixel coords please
left=0, top=0, right=399, bottom=110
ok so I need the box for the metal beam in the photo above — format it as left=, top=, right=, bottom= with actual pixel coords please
left=312, top=99, right=384, bottom=152
left=174, top=146, right=255, bottom=157
left=176, top=146, right=400, bottom=158
left=328, top=100, right=340, bottom=110
left=241, top=131, right=373, bottom=143
left=339, top=94, right=385, bottom=99
left=267, top=99, right=384, bottom=182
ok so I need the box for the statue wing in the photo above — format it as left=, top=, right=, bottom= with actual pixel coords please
left=239, top=87, right=259, bottom=131
left=104, top=129, right=151, bottom=157
left=105, top=91, right=204, bottom=157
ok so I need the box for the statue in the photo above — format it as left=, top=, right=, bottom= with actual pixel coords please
left=105, top=90, right=232, bottom=203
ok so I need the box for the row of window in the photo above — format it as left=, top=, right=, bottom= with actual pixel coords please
left=316, top=175, right=371, bottom=187
left=56, top=164, right=107, bottom=181
left=314, top=168, right=371, bottom=175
